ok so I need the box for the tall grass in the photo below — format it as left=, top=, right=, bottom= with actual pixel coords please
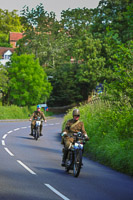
left=0, top=105, right=53, bottom=120
left=63, top=100, right=133, bottom=176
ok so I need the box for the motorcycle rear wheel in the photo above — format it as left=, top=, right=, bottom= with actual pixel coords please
left=73, top=149, right=82, bottom=177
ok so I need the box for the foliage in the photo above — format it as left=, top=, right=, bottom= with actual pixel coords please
left=0, top=8, right=23, bottom=44
left=0, top=105, right=53, bottom=119
left=5, top=53, right=52, bottom=106
left=16, top=2, right=133, bottom=106
left=63, top=101, right=133, bottom=175
left=61, top=7, right=94, bottom=38
left=91, top=0, right=133, bottom=42
left=17, top=4, right=72, bottom=67
left=73, top=31, right=105, bottom=98
left=102, top=34, right=133, bottom=106
left=0, top=43, right=12, bottom=48
left=0, top=65, right=8, bottom=95
left=45, top=63, right=83, bottom=106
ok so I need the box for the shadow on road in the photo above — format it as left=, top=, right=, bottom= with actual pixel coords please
left=16, top=136, right=33, bottom=140
left=36, top=167, right=64, bottom=175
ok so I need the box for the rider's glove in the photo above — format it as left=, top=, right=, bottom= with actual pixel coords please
left=85, top=134, right=89, bottom=141
left=61, top=132, right=67, bottom=137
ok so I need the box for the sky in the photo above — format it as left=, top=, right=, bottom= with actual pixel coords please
left=0, top=0, right=100, bottom=20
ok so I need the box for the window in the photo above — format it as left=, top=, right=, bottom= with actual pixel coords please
left=4, top=55, right=10, bottom=59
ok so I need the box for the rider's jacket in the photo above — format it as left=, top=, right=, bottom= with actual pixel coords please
left=30, top=111, right=46, bottom=121
left=63, top=119, right=87, bottom=137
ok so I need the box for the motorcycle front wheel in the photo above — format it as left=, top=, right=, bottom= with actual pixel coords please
left=73, top=149, right=82, bottom=177
left=37, top=126, right=40, bottom=140
left=34, top=127, right=39, bottom=140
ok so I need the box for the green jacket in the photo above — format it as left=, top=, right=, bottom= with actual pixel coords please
left=31, top=111, right=46, bottom=121
left=63, top=119, right=87, bottom=136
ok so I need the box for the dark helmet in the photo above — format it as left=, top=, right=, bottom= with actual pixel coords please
left=73, top=109, right=80, bottom=116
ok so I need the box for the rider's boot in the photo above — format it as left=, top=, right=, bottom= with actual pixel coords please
left=40, top=125, right=43, bottom=136
left=29, top=127, right=33, bottom=136
left=61, top=149, right=68, bottom=167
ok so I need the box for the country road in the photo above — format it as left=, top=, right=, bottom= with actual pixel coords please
left=0, top=116, right=133, bottom=200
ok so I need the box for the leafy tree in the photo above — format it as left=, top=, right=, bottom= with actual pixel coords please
left=72, top=31, right=105, bottom=99
left=45, top=63, right=83, bottom=106
left=6, top=53, right=52, bottom=106
left=0, top=65, right=8, bottom=104
left=61, top=7, right=94, bottom=39
left=91, top=0, right=133, bottom=42
left=0, top=9, right=23, bottom=45
left=102, top=32, right=133, bottom=106
left=17, top=4, right=71, bottom=67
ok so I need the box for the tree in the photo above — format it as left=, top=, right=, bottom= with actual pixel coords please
left=91, top=0, right=132, bottom=42
left=17, top=4, right=70, bottom=67
left=6, top=53, right=52, bottom=106
left=61, top=7, right=94, bottom=39
left=103, top=38, right=133, bottom=106
left=72, top=31, right=105, bottom=99
left=0, top=65, right=8, bottom=105
left=45, top=63, right=83, bottom=106
left=0, top=9, right=23, bottom=45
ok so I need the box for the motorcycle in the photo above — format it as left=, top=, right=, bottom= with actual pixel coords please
left=33, top=116, right=42, bottom=140
left=65, top=132, right=87, bottom=177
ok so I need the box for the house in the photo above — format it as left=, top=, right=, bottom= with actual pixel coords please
left=0, top=47, right=14, bottom=66
left=9, top=32, right=23, bottom=48
left=0, top=32, right=23, bottom=66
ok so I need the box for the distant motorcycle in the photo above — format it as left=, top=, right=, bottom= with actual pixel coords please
left=65, top=132, right=87, bottom=177
left=33, top=117, right=42, bottom=140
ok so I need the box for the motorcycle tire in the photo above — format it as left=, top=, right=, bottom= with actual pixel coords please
left=65, top=151, right=73, bottom=172
left=37, top=127, right=40, bottom=140
left=73, top=149, right=82, bottom=177
left=34, top=127, right=39, bottom=140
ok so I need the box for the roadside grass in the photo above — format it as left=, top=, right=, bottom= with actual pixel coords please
left=62, top=101, right=133, bottom=176
left=1, top=105, right=53, bottom=120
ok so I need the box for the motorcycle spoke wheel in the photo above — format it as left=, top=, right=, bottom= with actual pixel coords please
left=73, top=149, right=82, bottom=177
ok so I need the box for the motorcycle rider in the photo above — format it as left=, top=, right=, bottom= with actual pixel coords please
left=61, top=109, right=89, bottom=166
left=29, top=105, right=47, bottom=136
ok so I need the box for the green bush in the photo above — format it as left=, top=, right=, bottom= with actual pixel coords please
left=0, top=105, right=53, bottom=120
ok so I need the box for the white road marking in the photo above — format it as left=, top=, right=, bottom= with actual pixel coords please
left=21, top=127, right=27, bottom=129
left=49, top=124, right=54, bottom=126
left=55, top=123, right=60, bottom=125
left=4, top=147, right=14, bottom=156
left=2, top=140, right=5, bottom=146
left=3, top=134, right=7, bottom=139
left=45, top=184, right=70, bottom=200
left=17, top=160, right=36, bottom=175
left=14, top=128, right=20, bottom=131
left=7, top=130, right=13, bottom=134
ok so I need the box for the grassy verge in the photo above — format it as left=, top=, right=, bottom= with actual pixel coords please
left=62, top=101, right=133, bottom=176
left=1, top=105, right=53, bottom=120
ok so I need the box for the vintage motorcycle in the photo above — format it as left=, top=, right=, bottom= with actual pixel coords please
left=65, top=132, right=87, bottom=177
left=33, top=116, right=42, bottom=140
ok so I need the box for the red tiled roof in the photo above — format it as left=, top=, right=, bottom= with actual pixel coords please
left=0, top=47, right=15, bottom=56
left=10, top=32, right=23, bottom=41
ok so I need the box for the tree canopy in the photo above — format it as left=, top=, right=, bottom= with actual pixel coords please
left=6, top=53, right=52, bottom=106
left=0, top=8, right=23, bottom=46
left=0, top=1, right=132, bottom=107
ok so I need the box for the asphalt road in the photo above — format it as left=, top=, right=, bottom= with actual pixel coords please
left=0, top=116, right=133, bottom=200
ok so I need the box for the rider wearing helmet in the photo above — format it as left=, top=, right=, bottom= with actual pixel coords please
left=29, top=105, right=47, bottom=136
left=61, top=109, right=89, bottom=166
